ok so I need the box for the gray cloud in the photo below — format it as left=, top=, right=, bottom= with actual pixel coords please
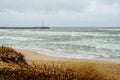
left=0, top=0, right=120, bottom=27
left=0, top=0, right=90, bottom=13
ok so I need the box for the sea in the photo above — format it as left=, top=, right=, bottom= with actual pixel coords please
left=0, top=27, right=120, bottom=61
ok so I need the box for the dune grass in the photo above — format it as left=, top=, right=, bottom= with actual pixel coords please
left=0, top=62, right=106, bottom=80
left=0, top=46, right=26, bottom=64
left=0, top=46, right=119, bottom=80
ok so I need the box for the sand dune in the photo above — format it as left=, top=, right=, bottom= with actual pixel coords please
left=16, top=49, right=120, bottom=80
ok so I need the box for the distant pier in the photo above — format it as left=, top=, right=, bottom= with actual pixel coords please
left=0, top=27, right=50, bottom=29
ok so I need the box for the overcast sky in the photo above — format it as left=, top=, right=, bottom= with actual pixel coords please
left=0, top=0, right=120, bottom=27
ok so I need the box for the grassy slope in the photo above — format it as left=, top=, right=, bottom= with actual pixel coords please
left=0, top=46, right=120, bottom=80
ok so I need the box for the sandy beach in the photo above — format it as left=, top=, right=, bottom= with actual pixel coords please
left=16, top=49, right=120, bottom=80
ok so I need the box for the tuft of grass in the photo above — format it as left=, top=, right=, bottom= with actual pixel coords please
left=0, top=46, right=26, bottom=64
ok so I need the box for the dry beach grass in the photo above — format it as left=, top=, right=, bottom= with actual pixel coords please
left=0, top=46, right=120, bottom=80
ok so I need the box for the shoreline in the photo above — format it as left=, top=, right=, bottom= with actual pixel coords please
left=16, top=49, right=120, bottom=63
left=14, top=45, right=120, bottom=63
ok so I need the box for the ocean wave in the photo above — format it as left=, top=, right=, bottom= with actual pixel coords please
left=0, top=29, right=9, bottom=32
left=21, top=30, right=120, bottom=37
left=98, top=28, right=120, bottom=31
left=36, top=49, right=97, bottom=59
left=0, top=36, right=43, bottom=41
left=71, top=40, right=120, bottom=50
left=35, top=48, right=111, bottom=59
left=47, top=39, right=120, bottom=51
left=0, top=28, right=120, bottom=61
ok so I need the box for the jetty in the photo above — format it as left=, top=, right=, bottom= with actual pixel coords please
left=0, top=27, right=50, bottom=29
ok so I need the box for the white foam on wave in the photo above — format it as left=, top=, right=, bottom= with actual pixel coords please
left=47, top=38, right=120, bottom=51
left=0, top=36, right=43, bottom=41
left=98, top=28, right=120, bottom=31
left=22, top=30, right=120, bottom=37
left=36, top=49, right=98, bottom=59
left=33, top=47, right=114, bottom=60
left=0, top=29, right=9, bottom=32
left=23, top=31, right=77, bottom=36
left=71, top=40, right=120, bottom=50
